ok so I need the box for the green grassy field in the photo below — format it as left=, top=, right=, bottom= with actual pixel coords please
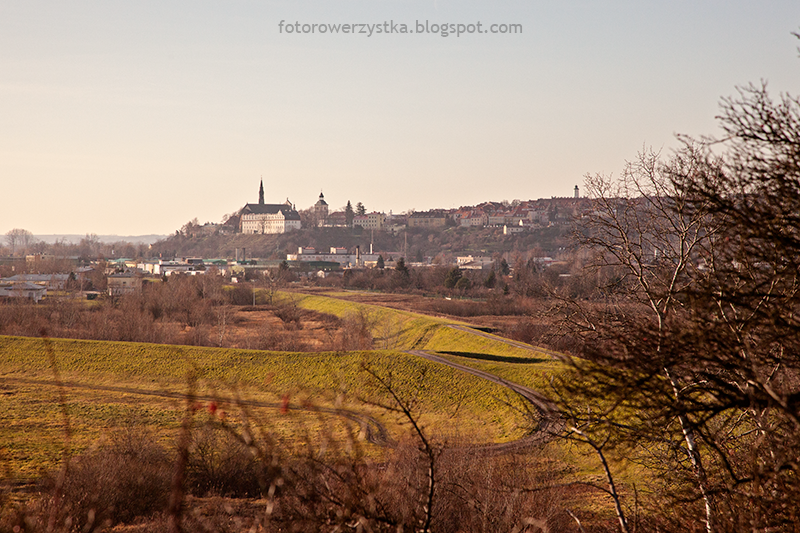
left=0, top=292, right=574, bottom=477
left=285, top=292, right=452, bottom=349
left=0, top=333, right=535, bottom=477
left=0, top=292, right=634, bottom=527
left=287, top=291, right=552, bottom=357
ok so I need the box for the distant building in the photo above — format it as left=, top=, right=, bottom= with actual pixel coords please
left=503, top=223, right=525, bottom=234
left=456, top=255, right=494, bottom=270
left=314, top=192, right=329, bottom=226
left=0, top=281, right=47, bottom=302
left=408, top=211, right=448, bottom=228
left=458, top=210, right=488, bottom=227
left=239, top=179, right=302, bottom=234
left=321, top=211, right=348, bottom=228
left=107, top=272, right=143, bottom=296
left=287, top=246, right=379, bottom=268
left=353, top=212, right=386, bottom=230
left=2, top=273, right=69, bottom=290
left=138, top=260, right=203, bottom=276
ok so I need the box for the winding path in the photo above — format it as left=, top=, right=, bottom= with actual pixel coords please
left=407, top=339, right=562, bottom=455
left=0, top=376, right=392, bottom=446
left=2, top=324, right=562, bottom=457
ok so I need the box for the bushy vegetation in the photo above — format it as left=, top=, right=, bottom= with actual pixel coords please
left=549, top=81, right=800, bottom=530
left=0, top=276, right=389, bottom=351
left=41, top=427, right=172, bottom=531
left=2, top=409, right=572, bottom=533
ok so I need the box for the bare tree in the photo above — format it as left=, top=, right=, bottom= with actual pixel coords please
left=556, top=83, right=800, bottom=530
left=554, top=146, right=720, bottom=531
left=5, top=228, right=35, bottom=256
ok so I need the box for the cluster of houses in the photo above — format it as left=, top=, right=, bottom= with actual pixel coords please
left=216, top=181, right=591, bottom=236
left=0, top=273, right=72, bottom=302
left=0, top=244, right=562, bottom=302
left=0, top=184, right=583, bottom=302
left=407, top=192, right=590, bottom=233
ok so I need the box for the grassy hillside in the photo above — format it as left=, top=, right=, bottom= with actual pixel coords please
left=286, top=291, right=451, bottom=349
left=1, top=291, right=571, bottom=479
left=288, top=291, right=552, bottom=357
left=0, top=335, right=533, bottom=477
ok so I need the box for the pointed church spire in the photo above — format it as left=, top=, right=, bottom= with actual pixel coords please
left=258, top=178, right=264, bottom=205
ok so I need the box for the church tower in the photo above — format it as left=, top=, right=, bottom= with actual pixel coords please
left=259, top=179, right=265, bottom=205
left=315, top=191, right=329, bottom=226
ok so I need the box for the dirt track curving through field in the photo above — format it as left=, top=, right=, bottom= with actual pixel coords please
left=2, top=320, right=562, bottom=457
left=407, top=345, right=562, bottom=455
left=0, top=376, right=393, bottom=446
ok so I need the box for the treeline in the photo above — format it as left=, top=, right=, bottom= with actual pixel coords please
left=0, top=275, right=372, bottom=352
left=0, top=232, right=149, bottom=261
left=315, top=254, right=598, bottom=302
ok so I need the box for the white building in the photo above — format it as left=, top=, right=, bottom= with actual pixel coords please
left=287, top=247, right=379, bottom=267
left=456, top=255, right=494, bottom=270
left=353, top=212, right=386, bottom=230
left=241, top=205, right=301, bottom=234
left=239, top=180, right=302, bottom=234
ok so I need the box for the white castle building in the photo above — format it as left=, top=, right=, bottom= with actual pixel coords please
left=239, top=180, right=302, bottom=234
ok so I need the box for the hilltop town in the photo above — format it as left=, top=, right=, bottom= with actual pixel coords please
left=154, top=180, right=588, bottom=268
left=197, top=179, right=589, bottom=235
left=0, top=179, right=591, bottom=302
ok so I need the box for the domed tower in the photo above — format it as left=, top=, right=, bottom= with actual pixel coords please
left=314, top=191, right=329, bottom=226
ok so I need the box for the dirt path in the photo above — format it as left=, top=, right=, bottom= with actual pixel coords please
left=0, top=376, right=393, bottom=446
left=405, top=323, right=566, bottom=454
left=406, top=349, right=561, bottom=455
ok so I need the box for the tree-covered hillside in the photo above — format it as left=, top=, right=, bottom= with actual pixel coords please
left=149, top=224, right=573, bottom=260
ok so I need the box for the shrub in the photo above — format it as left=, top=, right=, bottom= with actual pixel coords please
left=43, top=428, right=171, bottom=531
left=186, top=426, right=276, bottom=498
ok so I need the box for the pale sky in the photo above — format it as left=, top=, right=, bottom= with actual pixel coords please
left=2, top=1, right=800, bottom=235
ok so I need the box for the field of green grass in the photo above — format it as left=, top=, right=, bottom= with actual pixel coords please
left=1, top=292, right=580, bottom=476
left=287, top=292, right=641, bottom=496
left=285, top=292, right=451, bottom=349
left=0, top=332, right=534, bottom=478
left=288, top=290, right=567, bottom=387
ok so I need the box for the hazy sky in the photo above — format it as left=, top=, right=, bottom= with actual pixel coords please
left=2, top=1, right=800, bottom=235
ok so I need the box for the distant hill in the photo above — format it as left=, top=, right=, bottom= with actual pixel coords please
left=35, top=234, right=167, bottom=245
left=149, top=225, right=574, bottom=261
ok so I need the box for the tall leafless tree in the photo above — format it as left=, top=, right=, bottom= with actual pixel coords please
left=5, top=228, right=35, bottom=256
left=555, top=83, right=800, bottom=531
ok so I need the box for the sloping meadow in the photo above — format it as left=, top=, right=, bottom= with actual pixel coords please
left=0, top=334, right=531, bottom=477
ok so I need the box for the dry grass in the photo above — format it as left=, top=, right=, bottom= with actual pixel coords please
left=0, top=334, right=536, bottom=478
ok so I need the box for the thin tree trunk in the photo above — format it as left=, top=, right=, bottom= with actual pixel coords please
left=664, top=368, right=714, bottom=533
